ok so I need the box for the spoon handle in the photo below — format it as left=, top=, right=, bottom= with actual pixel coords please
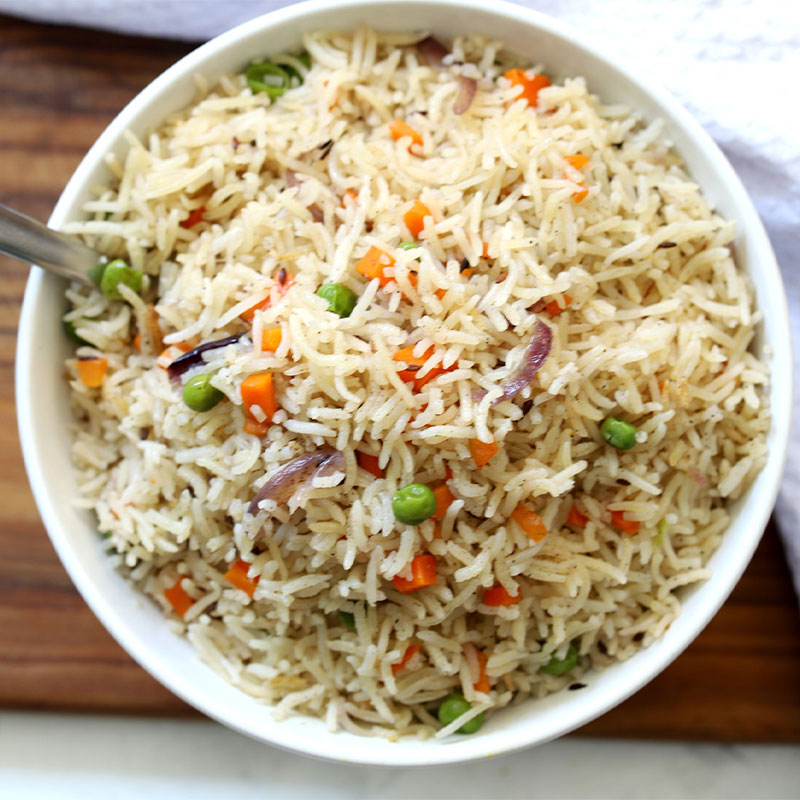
left=0, top=203, right=102, bottom=285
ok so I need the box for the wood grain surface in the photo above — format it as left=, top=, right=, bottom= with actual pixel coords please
left=1, top=14, right=799, bottom=740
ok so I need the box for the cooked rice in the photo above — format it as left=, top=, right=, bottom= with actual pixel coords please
left=63, top=28, right=770, bottom=738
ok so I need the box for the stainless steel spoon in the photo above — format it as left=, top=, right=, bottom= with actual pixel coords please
left=0, top=203, right=103, bottom=285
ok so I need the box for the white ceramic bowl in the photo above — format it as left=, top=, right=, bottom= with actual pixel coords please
left=16, top=0, right=791, bottom=766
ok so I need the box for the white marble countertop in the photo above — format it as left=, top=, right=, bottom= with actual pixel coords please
left=1, top=712, right=798, bottom=799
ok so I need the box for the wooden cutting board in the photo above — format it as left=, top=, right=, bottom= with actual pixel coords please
left=1, top=15, right=799, bottom=741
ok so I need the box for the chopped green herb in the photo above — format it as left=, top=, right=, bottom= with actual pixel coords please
left=338, top=610, right=356, bottom=629
left=654, top=518, right=668, bottom=547
left=246, top=62, right=292, bottom=99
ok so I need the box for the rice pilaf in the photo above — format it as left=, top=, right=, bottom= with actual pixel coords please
left=63, top=28, right=769, bottom=738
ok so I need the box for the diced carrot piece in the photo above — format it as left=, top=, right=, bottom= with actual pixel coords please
left=392, top=554, right=437, bottom=593
left=474, top=649, right=490, bottom=693
left=132, top=333, right=142, bottom=353
left=504, top=69, right=551, bottom=107
left=241, top=372, right=277, bottom=424
left=76, top=357, right=108, bottom=388
left=432, top=485, right=454, bottom=521
left=610, top=510, right=640, bottom=536
left=483, top=583, right=521, bottom=607
left=179, top=206, right=205, bottom=229
left=414, top=365, right=448, bottom=390
left=389, top=119, right=423, bottom=151
left=224, top=560, right=259, bottom=598
left=164, top=577, right=194, bottom=618
left=392, top=643, right=421, bottom=676
left=432, top=521, right=442, bottom=539
left=356, top=246, right=396, bottom=287
left=572, top=182, right=589, bottom=203
left=543, top=294, right=573, bottom=318
left=482, top=241, right=490, bottom=259
left=469, top=437, right=499, bottom=468
left=510, top=503, right=548, bottom=542
left=240, top=297, right=270, bottom=324
left=564, top=154, right=589, bottom=170
left=342, top=188, right=358, bottom=207
left=404, top=200, right=432, bottom=238
left=393, top=346, right=454, bottom=390
left=240, top=272, right=295, bottom=323
left=356, top=451, right=384, bottom=478
left=243, top=419, right=269, bottom=437
left=444, top=465, right=453, bottom=481
left=566, top=505, right=589, bottom=528
left=260, top=327, right=283, bottom=352
left=393, top=345, right=432, bottom=381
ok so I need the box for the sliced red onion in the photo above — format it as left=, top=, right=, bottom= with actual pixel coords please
left=453, top=75, right=477, bottom=115
left=248, top=448, right=346, bottom=516
left=285, top=169, right=301, bottom=188
left=473, top=319, right=553, bottom=406
left=417, top=35, right=448, bottom=67
left=308, top=203, right=324, bottom=223
left=167, top=333, right=243, bottom=384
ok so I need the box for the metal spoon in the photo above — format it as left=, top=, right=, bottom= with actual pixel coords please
left=0, top=203, right=103, bottom=285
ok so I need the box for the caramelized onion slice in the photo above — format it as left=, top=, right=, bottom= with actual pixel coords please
left=248, top=448, right=346, bottom=516
left=453, top=75, right=477, bottom=115
left=417, top=35, right=448, bottom=67
left=474, top=319, right=553, bottom=406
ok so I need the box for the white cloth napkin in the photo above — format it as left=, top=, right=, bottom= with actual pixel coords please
left=5, top=0, right=800, bottom=594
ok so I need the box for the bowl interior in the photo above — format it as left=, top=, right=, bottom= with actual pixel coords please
left=16, top=0, right=791, bottom=766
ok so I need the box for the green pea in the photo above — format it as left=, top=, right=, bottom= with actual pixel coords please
left=437, top=692, right=485, bottom=734
left=63, top=320, right=90, bottom=346
left=100, top=531, right=112, bottom=539
left=600, top=416, right=637, bottom=450
left=100, top=259, right=143, bottom=301
left=398, top=241, right=423, bottom=262
left=88, top=262, right=106, bottom=286
left=182, top=374, right=224, bottom=412
left=392, top=483, right=436, bottom=526
left=540, top=643, right=579, bottom=675
left=338, top=610, right=356, bottom=629
left=317, top=283, right=358, bottom=318
left=245, top=62, right=291, bottom=99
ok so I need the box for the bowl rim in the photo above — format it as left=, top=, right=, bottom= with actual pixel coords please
left=15, top=0, right=792, bottom=766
